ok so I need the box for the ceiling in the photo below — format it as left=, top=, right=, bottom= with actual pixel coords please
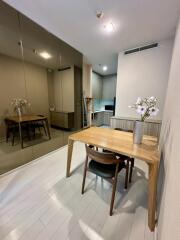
left=4, top=0, right=180, bottom=75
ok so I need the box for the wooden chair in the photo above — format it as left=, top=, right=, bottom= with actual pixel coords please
left=4, top=119, right=29, bottom=146
left=103, top=128, right=135, bottom=183
left=5, top=119, right=18, bottom=145
left=82, top=144, right=130, bottom=216
left=29, top=115, right=47, bottom=138
left=114, top=128, right=135, bottom=183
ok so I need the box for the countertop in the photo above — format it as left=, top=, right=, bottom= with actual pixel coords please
left=111, top=116, right=162, bottom=124
left=94, top=110, right=113, bottom=113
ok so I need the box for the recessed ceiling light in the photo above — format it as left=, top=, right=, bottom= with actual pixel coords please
left=104, top=22, right=114, bottom=33
left=39, top=51, right=52, bottom=59
left=103, top=66, right=108, bottom=71
left=96, top=11, right=104, bottom=19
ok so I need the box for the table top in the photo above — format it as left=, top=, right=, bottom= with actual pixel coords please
left=69, top=127, right=160, bottom=164
left=6, top=115, right=46, bottom=123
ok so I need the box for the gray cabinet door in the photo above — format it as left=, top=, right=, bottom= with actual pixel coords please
left=103, top=112, right=113, bottom=125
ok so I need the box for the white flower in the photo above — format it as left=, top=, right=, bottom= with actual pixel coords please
left=128, top=105, right=132, bottom=108
left=136, top=97, right=142, bottom=105
left=136, top=105, right=147, bottom=115
left=149, top=107, right=159, bottom=116
left=148, top=96, right=157, bottom=103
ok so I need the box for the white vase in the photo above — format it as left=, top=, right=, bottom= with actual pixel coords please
left=17, top=107, right=22, bottom=117
left=133, top=120, right=143, bottom=144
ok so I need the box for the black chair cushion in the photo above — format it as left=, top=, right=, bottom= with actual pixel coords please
left=89, top=160, right=125, bottom=178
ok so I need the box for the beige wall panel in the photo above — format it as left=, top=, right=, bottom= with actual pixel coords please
left=54, top=71, right=63, bottom=112
left=0, top=54, right=50, bottom=140
left=47, top=71, right=55, bottom=110
left=62, top=67, right=74, bottom=112
left=0, top=54, right=25, bottom=140
left=24, top=62, right=49, bottom=118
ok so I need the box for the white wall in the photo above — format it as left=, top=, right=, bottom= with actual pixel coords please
left=115, top=39, right=174, bottom=120
left=83, top=61, right=92, bottom=98
left=82, top=61, right=92, bottom=126
left=92, top=72, right=103, bottom=99
left=158, top=19, right=180, bottom=240
left=102, top=74, right=117, bottom=100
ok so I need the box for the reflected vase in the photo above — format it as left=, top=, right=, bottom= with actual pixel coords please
left=17, top=107, right=22, bottom=118
left=133, top=120, right=144, bottom=144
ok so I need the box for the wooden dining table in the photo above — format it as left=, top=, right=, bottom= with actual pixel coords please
left=5, top=115, right=51, bottom=148
left=66, top=127, right=160, bottom=232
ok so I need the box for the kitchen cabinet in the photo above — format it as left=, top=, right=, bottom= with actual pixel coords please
left=103, top=111, right=113, bottom=125
left=92, top=111, right=103, bottom=126
left=52, top=66, right=82, bottom=130
left=50, top=111, right=74, bottom=129
left=92, top=111, right=113, bottom=126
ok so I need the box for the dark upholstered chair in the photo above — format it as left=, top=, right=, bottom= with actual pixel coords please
left=114, top=128, right=135, bottom=183
left=4, top=119, right=29, bottom=146
left=103, top=128, right=135, bottom=183
left=29, top=115, right=47, bottom=138
left=82, top=144, right=130, bottom=216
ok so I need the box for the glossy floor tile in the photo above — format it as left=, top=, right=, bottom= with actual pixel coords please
left=0, top=142, right=154, bottom=240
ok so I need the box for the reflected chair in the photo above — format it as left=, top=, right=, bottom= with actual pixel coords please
left=5, top=119, right=18, bottom=145
left=82, top=144, right=130, bottom=216
left=29, top=115, right=47, bottom=138
left=4, top=119, right=29, bottom=146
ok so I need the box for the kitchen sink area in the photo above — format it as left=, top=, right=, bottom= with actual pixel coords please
left=91, top=72, right=117, bottom=127
left=91, top=71, right=117, bottom=127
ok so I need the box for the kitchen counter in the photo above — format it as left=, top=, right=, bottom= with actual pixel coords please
left=94, top=110, right=113, bottom=113
left=111, top=116, right=161, bottom=124
left=92, top=110, right=113, bottom=126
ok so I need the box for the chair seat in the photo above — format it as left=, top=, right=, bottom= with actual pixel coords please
left=89, top=160, right=125, bottom=178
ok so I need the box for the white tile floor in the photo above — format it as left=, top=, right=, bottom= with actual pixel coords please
left=0, top=142, right=155, bottom=240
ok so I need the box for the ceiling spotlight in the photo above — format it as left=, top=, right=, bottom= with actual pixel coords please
left=39, top=51, right=52, bottom=59
left=104, top=22, right=114, bottom=33
left=103, top=66, right=108, bottom=71
left=96, top=11, right=104, bottom=19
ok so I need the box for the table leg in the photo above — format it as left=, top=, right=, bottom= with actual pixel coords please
left=66, top=139, right=74, bottom=177
left=18, top=122, right=23, bottom=149
left=45, top=119, right=51, bottom=140
left=148, top=161, right=158, bottom=231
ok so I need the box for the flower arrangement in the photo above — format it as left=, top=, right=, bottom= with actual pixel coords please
left=128, top=96, right=159, bottom=122
left=11, top=98, right=30, bottom=116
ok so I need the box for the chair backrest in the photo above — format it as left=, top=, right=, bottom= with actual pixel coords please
left=4, top=118, right=17, bottom=127
left=115, top=128, right=133, bottom=133
left=85, top=144, right=119, bottom=164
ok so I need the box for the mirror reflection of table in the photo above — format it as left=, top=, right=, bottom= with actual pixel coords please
left=5, top=115, right=51, bottom=148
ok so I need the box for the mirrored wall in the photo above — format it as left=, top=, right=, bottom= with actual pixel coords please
left=0, top=1, right=83, bottom=174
